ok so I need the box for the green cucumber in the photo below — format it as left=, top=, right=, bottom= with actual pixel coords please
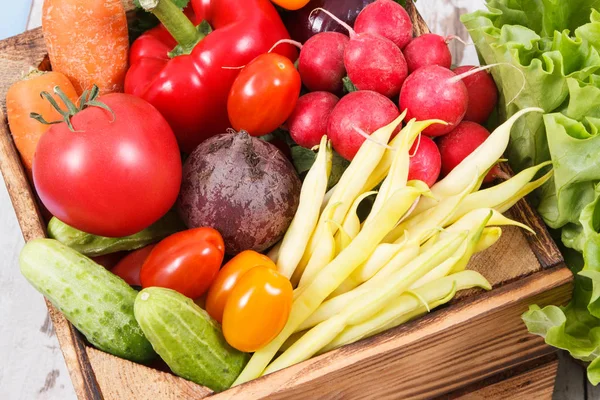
left=47, top=210, right=185, bottom=257
left=19, top=239, right=156, bottom=363
left=134, top=287, right=249, bottom=392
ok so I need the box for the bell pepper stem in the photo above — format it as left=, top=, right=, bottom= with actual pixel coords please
left=140, top=0, right=205, bottom=53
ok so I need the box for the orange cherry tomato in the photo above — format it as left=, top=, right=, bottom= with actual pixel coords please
left=227, top=53, right=301, bottom=137
left=111, top=244, right=156, bottom=287
left=222, top=266, right=292, bottom=352
left=206, top=250, right=276, bottom=323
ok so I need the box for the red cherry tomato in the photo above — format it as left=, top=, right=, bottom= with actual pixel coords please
left=227, top=53, right=301, bottom=136
left=33, top=93, right=182, bottom=237
left=222, top=266, right=292, bottom=352
left=206, top=250, right=276, bottom=323
left=140, top=228, right=225, bottom=299
left=111, top=245, right=156, bottom=287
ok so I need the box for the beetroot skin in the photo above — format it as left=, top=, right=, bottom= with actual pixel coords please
left=177, top=132, right=301, bottom=255
left=327, top=90, right=400, bottom=160
left=288, top=92, right=339, bottom=149
left=299, top=32, right=349, bottom=94
left=354, top=0, right=413, bottom=49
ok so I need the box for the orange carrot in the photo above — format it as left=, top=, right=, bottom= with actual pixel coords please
left=42, top=0, right=129, bottom=95
left=6, top=70, right=78, bottom=176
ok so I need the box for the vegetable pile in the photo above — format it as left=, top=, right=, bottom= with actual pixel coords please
left=462, top=0, right=600, bottom=384
left=6, top=0, right=556, bottom=393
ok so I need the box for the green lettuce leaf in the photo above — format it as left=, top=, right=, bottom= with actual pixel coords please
left=523, top=187, right=600, bottom=384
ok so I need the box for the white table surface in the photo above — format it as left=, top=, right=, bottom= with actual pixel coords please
left=0, top=0, right=587, bottom=399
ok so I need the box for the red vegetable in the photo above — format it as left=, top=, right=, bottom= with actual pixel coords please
left=140, top=228, right=225, bottom=299
left=407, top=135, right=441, bottom=187
left=125, top=0, right=296, bottom=153
left=403, top=34, right=452, bottom=73
left=328, top=90, right=400, bottom=160
left=288, top=92, right=339, bottom=149
left=453, top=65, right=498, bottom=124
left=111, top=245, right=156, bottom=287
left=354, top=0, right=413, bottom=49
left=437, top=121, right=501, bottom=183
left=33, top=88, right=182, bottom=238
left=228, top=53, right=301, bottom=136
left=399, top=65, right=468, bottom=137
left=298, top=32, right=349, bottom=94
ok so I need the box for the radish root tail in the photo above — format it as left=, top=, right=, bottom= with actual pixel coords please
left=268, top=39, right=303, bottom=54
left=449, top=63, right=526, bottom=107
left=309, top=8, right=356, bottom=38
left=352, top=125, right=395, bottom=150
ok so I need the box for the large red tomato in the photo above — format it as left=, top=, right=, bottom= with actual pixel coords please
left=33, top=92, right=182, bottom=237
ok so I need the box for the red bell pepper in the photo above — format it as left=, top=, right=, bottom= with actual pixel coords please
left=125, top=0, right=297, bottom=153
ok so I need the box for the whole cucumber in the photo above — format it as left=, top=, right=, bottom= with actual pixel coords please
left=47, top=210, right=185, bottom=257
left=20, top=239, right=156, bottom=363
left=134, top=287, right=249, bottom=392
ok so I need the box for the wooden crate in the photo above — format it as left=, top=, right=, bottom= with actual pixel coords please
left=0, top=1, right=571, bottom=398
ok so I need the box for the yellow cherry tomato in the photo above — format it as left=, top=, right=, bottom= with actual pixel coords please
left=222, top=266, right=293, bottom=352
left=206, top=250, right=276, bottom=323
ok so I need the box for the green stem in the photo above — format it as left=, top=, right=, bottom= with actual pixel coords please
left=140, top=0, right=204, bottom=53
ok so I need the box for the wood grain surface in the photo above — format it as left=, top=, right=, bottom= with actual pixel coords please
left=0, top=0, right=577, bottom=399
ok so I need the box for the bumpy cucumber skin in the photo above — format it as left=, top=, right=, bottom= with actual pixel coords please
left=134, top=287, right=249, bottom=392
left=47, top=210, right=185, bottom=257
left=19, top=239, right=156, bottom=363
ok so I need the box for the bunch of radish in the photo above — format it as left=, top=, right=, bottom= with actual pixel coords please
left=287, top=0, right=500, bottom=188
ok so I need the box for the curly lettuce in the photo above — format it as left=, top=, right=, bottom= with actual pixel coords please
left=463, top=1, right=600, bottom=384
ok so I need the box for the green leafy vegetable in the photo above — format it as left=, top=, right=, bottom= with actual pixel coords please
left=291, top=146, right=349, bottom=190
left=463, top=0, right=600, bottom=384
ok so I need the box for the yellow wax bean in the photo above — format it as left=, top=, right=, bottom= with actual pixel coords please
left=449, top=161, right=553, bottom=223
left=302, top=115, right=405, bottom=272
left=232, top=186, right=426, bottom=385
left=277, top=136, right=332, bottom=279
left=385, top=174, right=478, bottom=244
left=362, top=119, right=445, bottom=193
left=263, top=232, right=467, bottom=374
left=415, top=107, right=544, bottom=213
left=475, top=227, right=502, bottom=253
left=322, top=270, right=491, bottom=352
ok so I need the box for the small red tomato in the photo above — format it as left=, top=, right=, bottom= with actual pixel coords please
left=227, top=53, right=301, bottom=136
left=140, top=228, right=225, bottom=299
left=206, top=250, right=277, bottom=323
left=222, top=266, right=292, bottom=352
left=111, top=245, right=156, bottom=287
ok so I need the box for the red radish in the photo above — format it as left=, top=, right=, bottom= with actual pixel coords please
left=399, top=65, right=468, bottom=136
left=453, top=65, right=498, bottom=124
left=437, top=121, right=501, bottom=183
left=288, top=92, right=339, bottom=149
left=403, top=34, right=452, bottom=73
left=327, top=90, right=400, bottom=160
left=354, top=0, right=413, bottom=49
left=299, top=32, right=349, bottom=94
left=407, top=135, right=441, bottom=187
left=312, top=8, right=408, bottom=98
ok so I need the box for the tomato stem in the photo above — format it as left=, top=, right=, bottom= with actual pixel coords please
left=140, top=0, right=206, bottom=55
left=30, top=84, right=115, bottom=132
